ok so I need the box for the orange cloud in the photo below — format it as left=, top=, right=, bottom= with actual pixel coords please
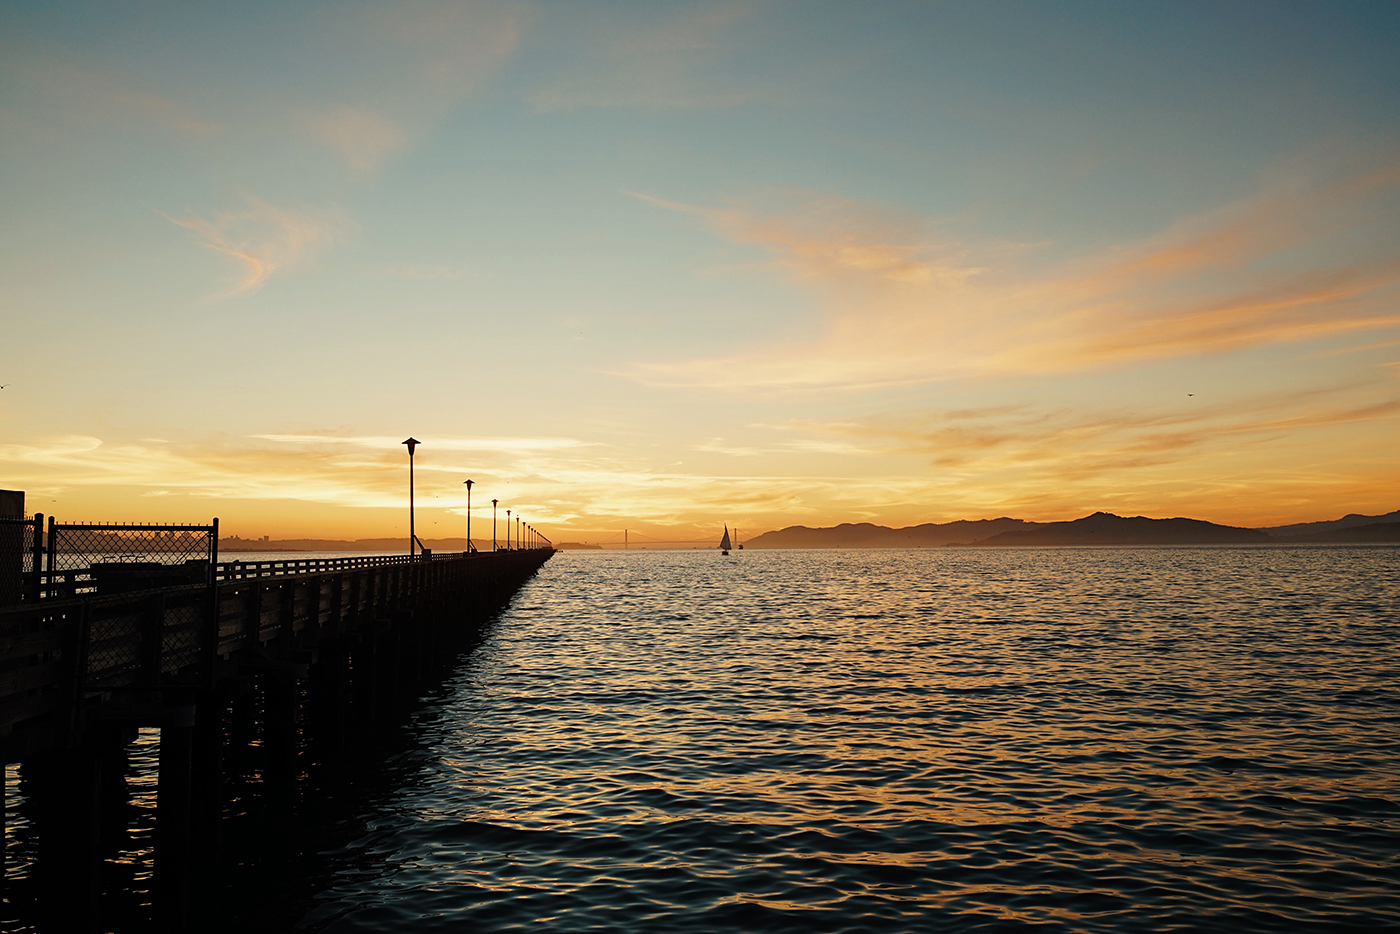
left=629, top=160, right=1400, bottom=391
left=163, top=198, right=353, bottom=296
left=308, top=106, right=409, bottom=175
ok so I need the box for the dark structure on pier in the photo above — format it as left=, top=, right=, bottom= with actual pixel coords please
left=0, top=492, right=553, bottom=933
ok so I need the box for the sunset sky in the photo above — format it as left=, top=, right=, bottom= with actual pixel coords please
left=2, top=1, right=1398, bottom=542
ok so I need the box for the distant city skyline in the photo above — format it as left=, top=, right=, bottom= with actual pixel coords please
left=2, top=2, right=1398, bottom=539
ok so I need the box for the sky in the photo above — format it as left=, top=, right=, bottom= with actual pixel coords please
left=2, top=0, right=1399, bottom=543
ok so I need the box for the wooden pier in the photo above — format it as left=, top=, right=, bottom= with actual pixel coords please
left=0, top=546, right=554, bottom=932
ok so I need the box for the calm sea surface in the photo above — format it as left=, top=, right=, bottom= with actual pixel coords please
left=213, top=545, right=1398, bottom=934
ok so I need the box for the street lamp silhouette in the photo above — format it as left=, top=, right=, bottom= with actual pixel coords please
left=506, top=509, right=511, bottom=550
left=463, top=479, right=474, bottom=555
left=492, top=499, right=498, bottom=552
left=402, top=437, right=420, bottom=558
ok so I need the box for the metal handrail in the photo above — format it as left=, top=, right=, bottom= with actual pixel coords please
left=25, top=546, right=556, bottom=593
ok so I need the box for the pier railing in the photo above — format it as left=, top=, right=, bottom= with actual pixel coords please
left=0, top=547, right=555, bottom=736
left=218, top=550, right=443, bottom=580
left=216, top=548, right=550, bottom=580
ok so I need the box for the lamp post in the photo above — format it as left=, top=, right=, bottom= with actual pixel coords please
left=492, top=499, right=498, bottom=552
left=506, top=509, right=511, bottom=550
left=402, top=437, right=420, bottom=557
left=517, top=516, right=522, bottom=551
left=463, top=479, right=473, bottom=555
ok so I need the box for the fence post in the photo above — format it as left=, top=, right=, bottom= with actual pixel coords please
left=205, top=519, right=221, bottom=689
left=45, top=514, right=56, bottom=599
left=27, top=512, right=43, bottom=602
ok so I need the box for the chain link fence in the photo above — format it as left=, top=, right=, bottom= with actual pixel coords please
left=44, top=521, right=218, bottom=688
left=0, top=515, right=42, bottom=605
left=46, top=521, right=217, bottom=598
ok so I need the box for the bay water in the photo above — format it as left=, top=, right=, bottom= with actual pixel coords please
left=251, top=544, right=1400, bottom=932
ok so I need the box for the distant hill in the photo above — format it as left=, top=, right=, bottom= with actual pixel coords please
left=1258, top=510, right=1400, bottom=538
left=747, top=512, right=1277, bottom=548
left=744, top=518, right=1032, bottom=548
left=1274, top=521, right=1400, bottom=543
left=970, top=512, right=1269, bottom=546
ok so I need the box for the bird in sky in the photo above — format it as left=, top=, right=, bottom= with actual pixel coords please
left=1187, top=393, right=1194, bottom=397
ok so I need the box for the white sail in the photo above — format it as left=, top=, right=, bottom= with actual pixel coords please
left=720, top=526, right=732, bottom=551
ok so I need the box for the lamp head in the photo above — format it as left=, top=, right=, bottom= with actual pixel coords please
left=402, top=437, right=420, bottom=456
left=464, top=479, right=473, bottom=490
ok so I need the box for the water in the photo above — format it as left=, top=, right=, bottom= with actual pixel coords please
left=238, top=545, right=1398, bottom=932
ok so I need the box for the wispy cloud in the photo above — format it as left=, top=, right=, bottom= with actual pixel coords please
left=826, top=392, right=1394, bottom=468
left=694, top=438, right=762, bottom=457
left=307, top=106, right=409, bottom=176
left=628, top=160, right=1400, bottom=391
left=163, top=198, right=353, bottom=296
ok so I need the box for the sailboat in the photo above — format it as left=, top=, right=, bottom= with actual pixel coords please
left=720, top=525, right=731, bottom=556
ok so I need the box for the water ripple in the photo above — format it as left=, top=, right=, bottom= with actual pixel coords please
left=293, top=546, right=1397, bottom=932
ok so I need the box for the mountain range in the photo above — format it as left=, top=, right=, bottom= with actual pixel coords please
left=744, top=510, right=1400, bottom=548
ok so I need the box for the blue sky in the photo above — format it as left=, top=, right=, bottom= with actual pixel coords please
left=2, top=1, right=1398, bottom=540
